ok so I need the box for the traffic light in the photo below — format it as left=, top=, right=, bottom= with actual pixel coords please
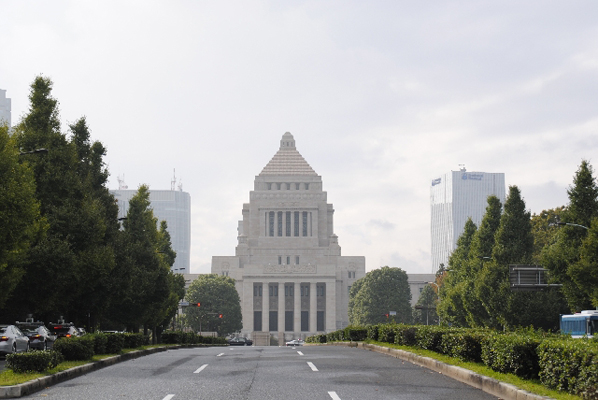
left=196, top=303, right=201, bottom=307
left=385, top=313, right=389, bottom=318
left=218, top=314, right=223, bottom=319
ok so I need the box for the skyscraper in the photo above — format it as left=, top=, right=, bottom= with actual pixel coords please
left=0, top=89, right=11, bottom=127
left=430, top=166, right=505, bottom=271
left=211, top=132, right=365, bottom=341
left=111, top=186, right=191, bottom=274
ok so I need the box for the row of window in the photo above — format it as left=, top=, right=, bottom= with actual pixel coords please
left=278, top=255, right=300, bottom=265
left=266, top=182, right=310, bottom=191
left=254, top=310, right=325, bottom=332
left=266, top=211, right=312, bottom=237
left=253, top=284, right=326, bottom=297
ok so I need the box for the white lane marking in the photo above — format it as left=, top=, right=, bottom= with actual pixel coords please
left=307, top=361, right=318, bottom=371
left=229, top=347, right=234, bottom=350
left=328, top=391, right=341, bottom=400
left=163, top=395, right=175, bottom=400
left=297, top=351, right=304, bottom=356
left=193, top=364, right=208, bottom=374
left=216, top=353, right=225, bottom=357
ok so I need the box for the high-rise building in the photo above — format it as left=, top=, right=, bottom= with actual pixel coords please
left=211, top=132, right=366, bottom=341
left=430, top=166, right=505, bottom=272
left=111, top=184, right=191, bottom=274
left=0, top=89, right=11, bottom=127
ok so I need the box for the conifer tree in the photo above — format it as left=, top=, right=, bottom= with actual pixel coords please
left=437, top=218, right=477, bottom=327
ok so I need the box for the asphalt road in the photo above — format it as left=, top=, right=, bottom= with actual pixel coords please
left=18, top=345, right=500, bottom=400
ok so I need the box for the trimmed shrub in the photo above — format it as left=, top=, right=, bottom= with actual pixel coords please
left=6, top=350, right=64, bottom=373
left=440, top=329, right=486, bottom=362
left=367, top=324, right=379, bottom=341
left=481, top=333, right=541, bottom=379
left=415, top=326, right=446, bottom=352
left=378, top=324, right=397, bottom=343
left=92, top=333, right=108, bottom=355
left=394, top=325, right=418, bottom=346
left=345, top=326, right=368, bottom=341
left=123, top=333, right=149, bottom=348
left=538, top=338, right=598, bottom=398
left=105, top=333, right=126, bottom=354
left=161, top=331, right=182, bottom=344
left=53, top=336, right=95, bottom=361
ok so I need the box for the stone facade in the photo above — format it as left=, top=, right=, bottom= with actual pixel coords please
left=212, top=132, right=365, bottom=341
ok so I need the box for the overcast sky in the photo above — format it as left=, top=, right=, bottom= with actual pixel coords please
left=2, top=1, right=597, bottom=275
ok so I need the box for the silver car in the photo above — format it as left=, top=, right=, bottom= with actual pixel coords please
left=0, top=325, right=30, bottom=356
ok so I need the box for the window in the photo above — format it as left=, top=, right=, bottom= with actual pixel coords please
left=285, top=284, right=294, bottom=296
left=268, top=212, right=274, bottom=237
left=419, top=287, right=423, bottom=293
left=286, top=211, right=291, bottom=236
left=276, top=183, right=281, bottom=190
left=222, top=271, right=228, bottom=277
left=286, top=183, right=291, bottom=190
left=286, top=256, right=290, bottom=265
left=301, top=285, right=309, bottom=297
left=295, top=256, right=299, bottom=265
left=254, top=285, right=263, bottom=297
left=317, top=285, right=325, bottom=296
left=277, top=211, right=283, bottom=236
left=348, top=285, right=352, bottom=295
left=267, top=183, right=272, bottom=190
left=294, top=212, right=300, bottom=236
left=278, top=256, right=282, bottom=265
left=348, top=271, right=355, bottom=279
left=305, top=183, right=309, bottom=190
left=269, top=286, right=273, bottom=296
left=295, top=183, right=300, bottom=190
left=302, top=212, right=308, bottom=236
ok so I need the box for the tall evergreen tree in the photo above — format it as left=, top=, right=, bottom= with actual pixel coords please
left=463, top=196, right=502, bottom=327
left=476, top=186, right=533, bottom=329
left=0, top=124, right=45, bottom=308
left=437, top=218, right=477, bottom=327
left=542, top=160, right=598, bottom=311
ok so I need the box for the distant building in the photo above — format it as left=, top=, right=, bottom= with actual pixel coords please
left=430, top=166, right=505, bottom=271
left=0, top=89, right=11, bottom=127
left=211, top=132, right=366, bottom=341
left=111, top=182, right=191, bottom=274
left=407, top=274, right=437, bottom=306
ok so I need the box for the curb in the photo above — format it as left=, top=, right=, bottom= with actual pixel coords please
left=325, top=342, right=551, bottom=400
left=0, top=346, right=176, bottom=399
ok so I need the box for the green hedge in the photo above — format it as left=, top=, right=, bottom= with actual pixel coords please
left=53, top=336, right=95, bottom=361
left=344, top=326, right=368, bottom=341
left=440, top=329, right=486, bottom=363
left=538, top=339, right=598, bottom=399
left=481, top=333, right=541, bottom=380
left=6, top=350, right=64, bottom=373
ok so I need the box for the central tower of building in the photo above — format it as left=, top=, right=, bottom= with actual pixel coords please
left=212, top=132, right=365, bottom=342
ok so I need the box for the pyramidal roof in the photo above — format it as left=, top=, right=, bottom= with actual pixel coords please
left=259, top=132, right=317, bottom=176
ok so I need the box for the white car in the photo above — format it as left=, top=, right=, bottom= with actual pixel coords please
left=285, top=339, right=304, bottom=347
left=0, top=325, right=30, bottom=355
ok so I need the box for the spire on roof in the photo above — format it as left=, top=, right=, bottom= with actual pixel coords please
left=259, top=132, right=317, bottom=176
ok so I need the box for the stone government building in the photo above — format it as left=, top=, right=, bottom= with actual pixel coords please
left=211, top=132, right=365, bottom=342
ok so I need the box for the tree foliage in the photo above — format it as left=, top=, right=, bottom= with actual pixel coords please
left=348, top=266, right=412, bottom=325
left=0, top=124, right=45, bottom=308
left=185, top=274, right=242, bottom=336
left=542, top=160, right=598, bottom=311
left=413, top=284, right=438, bottom=325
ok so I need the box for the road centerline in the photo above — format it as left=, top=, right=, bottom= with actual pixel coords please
left=307, top=361, right=318, bottom=371
left=216, top=353, right=225, bottom=357
left=297, top=351, right=304, bottom=356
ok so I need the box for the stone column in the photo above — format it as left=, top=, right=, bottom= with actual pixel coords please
left=242, top=279, right=253, bottom=336
left=278, top=282, right=285, bottom=341
left=310, top=281, right=317, bottom=333
left=325, top=280, right=336, bottom=332
left=294, top=281, right=301, bottom=336
left=262, top=282, right=269, bottom=333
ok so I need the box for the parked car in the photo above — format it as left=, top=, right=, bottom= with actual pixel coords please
left=15, top=321, right=56, bottom=350
left=285, top=339, right=304, bottom=347
left=0, top=324, right=30, bottom=356
left=228, top=337, right=253, bottom=346
left=48, top=321, right=79, bottom=339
